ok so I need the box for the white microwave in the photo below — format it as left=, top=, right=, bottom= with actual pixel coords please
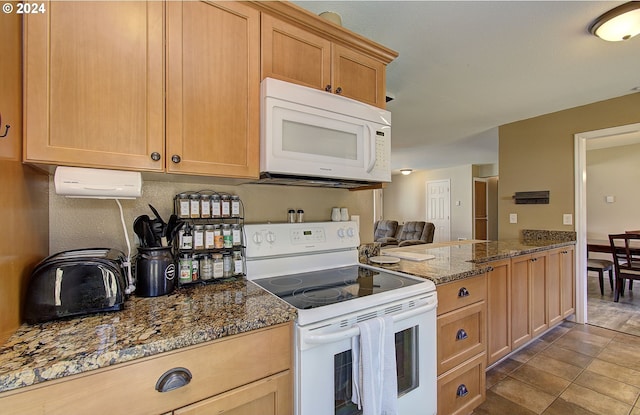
left=259, top=78, right=391, bottom=188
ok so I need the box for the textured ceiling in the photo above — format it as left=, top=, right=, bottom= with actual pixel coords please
left=293, top=1, right=640, bottom=173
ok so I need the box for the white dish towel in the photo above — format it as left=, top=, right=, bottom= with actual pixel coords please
left=351, top=316, right=398, bottom=415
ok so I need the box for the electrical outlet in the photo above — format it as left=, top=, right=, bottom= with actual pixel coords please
left=563, top=214, right=573, bottom=225
left=509, top=213, right=518, bottom=224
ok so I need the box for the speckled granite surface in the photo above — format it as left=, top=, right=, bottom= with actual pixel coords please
left=376, top=239, right=576, bottom=285
left=0, top=280, right=296, bottom=393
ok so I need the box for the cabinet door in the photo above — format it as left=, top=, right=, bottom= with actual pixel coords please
left=560, top=246, right=575, bottom=317
left=486, top=259, right=511, bottom=366
left=24, top=1, right=165, bottom=171
left=546, top=249, right=563, bottom=327
left=166, top=1, right=260, bottom=178
left=332, top=44, right=387, bottom=108
left=530, top=251, right=548, bottom=338
left=174, top=371, right=291, bottom=415
left=510, top=255, right=531, bottom=349
left=261, top=13, right=331, bottom=91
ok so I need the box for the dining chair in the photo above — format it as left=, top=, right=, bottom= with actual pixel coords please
left=624, top=230, right=640, bottom=290
left=608, top=233, right=640, bottom=302
left=587, top=258, right=614, bottom=295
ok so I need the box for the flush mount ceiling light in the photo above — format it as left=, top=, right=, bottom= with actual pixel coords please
left=400, top=169, right=413, bottom=175
left=589, top=1, right=640, bottom=41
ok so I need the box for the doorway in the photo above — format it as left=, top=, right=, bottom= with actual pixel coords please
left=426, top=179, right=450, bottom=242
left=574, top=122, right=640, bottom=327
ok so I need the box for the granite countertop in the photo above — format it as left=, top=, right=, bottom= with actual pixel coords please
left=374, top=237, right=576, bottom=285
left=0, top=279, right=297, bottom=394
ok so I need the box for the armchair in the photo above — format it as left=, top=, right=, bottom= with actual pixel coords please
left=395, top=221, right=435, bottom=247
left=373, top=220, right=399, bottom=246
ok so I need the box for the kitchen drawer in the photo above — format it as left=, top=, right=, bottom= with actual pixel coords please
left=0, top=323, right=291, bottom=415
left=437, top=301, right=486, bottom=375
left=437, top=274, right=486, bottom=316
left=437, top=353, right=486, bottom=415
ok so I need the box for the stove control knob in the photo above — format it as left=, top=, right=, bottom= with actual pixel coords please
left=346, top=228, right=355, bottom=238
left=337, top=228, right=345, bottom=238
left=266, top=231, right=276, bottom=244
left=252, top=232, right=263, bottom=245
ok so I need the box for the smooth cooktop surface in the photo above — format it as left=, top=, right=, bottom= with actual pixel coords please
left=253, top=265, right=423, bottom=310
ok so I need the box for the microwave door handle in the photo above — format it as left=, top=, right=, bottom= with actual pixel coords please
left=304, top=299, right=437, bottom=345
left=365, top=125, right=377, bottom=173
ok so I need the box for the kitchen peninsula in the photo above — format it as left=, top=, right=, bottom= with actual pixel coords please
left=377, top=232, right=576, bottom=415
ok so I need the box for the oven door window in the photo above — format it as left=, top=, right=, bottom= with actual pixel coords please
left=334, top=326, right=418, bottom=415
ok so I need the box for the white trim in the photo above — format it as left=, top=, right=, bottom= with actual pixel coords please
left=574, top=122, right=640, bottom=325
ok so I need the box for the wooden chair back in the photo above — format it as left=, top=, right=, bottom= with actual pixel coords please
left=608, top=233, right=640, bottom=281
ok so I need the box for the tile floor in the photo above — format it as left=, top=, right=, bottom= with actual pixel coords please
left=472, top=273, right=640, bottom=415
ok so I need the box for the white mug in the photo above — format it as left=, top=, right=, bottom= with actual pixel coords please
left=340, top=207, right=349, bottom=221
left=331, top=207, right=341, bottom=222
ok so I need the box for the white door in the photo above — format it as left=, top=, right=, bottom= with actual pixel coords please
left=426, top=179, right=450, bottom=242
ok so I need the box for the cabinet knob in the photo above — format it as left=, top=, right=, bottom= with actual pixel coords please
left=458, top=287, right=470, bottom=298
left=171, top=154, right=181, bottom=164
left=456, top=384, right=469, bottom=398
left=155, top=367, right=192, bottom=393
left=325, top=84, right=332, bottom=92
left=150, top=152, right=161, bottom=161
left=335, top=86, right=343, bottom=94
left=456, top=329, right=468, bottom=341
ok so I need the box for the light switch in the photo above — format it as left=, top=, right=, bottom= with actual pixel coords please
left=606, top=196, right=615, bottom=203
left=509, top=213, right=518, bottom=224
left=563, top=214, right=573, bottom=225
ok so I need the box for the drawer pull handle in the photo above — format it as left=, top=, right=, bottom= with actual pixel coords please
left=456, top=384, right=469, bottom=398
left=458, top=287, right=469, bottom=297
left=456, top=329, right=468, bottom=341
left=155, top=367, right=192, bottom=393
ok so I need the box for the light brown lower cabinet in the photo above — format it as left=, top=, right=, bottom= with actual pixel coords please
left=486, top=245, right=575, bottom=367
left=436, top=274, right=487, bottom=415
left=0, top=323, right=292, bottom=415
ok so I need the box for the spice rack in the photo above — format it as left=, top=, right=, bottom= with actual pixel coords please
left=173, top=191, right=245, bottom=286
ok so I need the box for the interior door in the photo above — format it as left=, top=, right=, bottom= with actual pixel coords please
left=473, top=179, right=488, bottom=240
left=427, top=179, right=451, bottom=242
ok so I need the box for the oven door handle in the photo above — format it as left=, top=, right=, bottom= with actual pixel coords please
left=304, top=299, right=437, bottom=345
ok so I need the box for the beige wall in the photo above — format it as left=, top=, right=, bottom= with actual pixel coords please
left=586, top=143, right=640, bottom=239
left=50, top=178, right=375, bottom=252
left=498, top=92, right=640, bottom=240
left=383, top=165, right=475, bottom=241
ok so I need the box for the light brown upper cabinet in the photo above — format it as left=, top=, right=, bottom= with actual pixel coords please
left=166, top=1, right=259, bottom=178
left=260, top=12, right=394, bottom=109
left=24, top=1, right=165, bottom=171
left=24, top=1, right=260, bottom=179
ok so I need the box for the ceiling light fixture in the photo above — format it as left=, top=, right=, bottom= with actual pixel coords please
left=400, top=169, right=413, bottom=175
left=589, top=1, right=640, bottom=42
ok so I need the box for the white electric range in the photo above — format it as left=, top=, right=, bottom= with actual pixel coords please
left=245, top=221, right=437, bottom=415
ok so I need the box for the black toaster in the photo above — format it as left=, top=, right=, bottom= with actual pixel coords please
left=24, top=248, right=128, bottom=324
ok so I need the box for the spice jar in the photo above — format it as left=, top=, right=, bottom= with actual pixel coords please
left=233, top=251, right=243, bottom=276
left=223, top=253, right=233, bottom=277
left=200, top=255, right=213, bottom=280
left=178, top=193, right=190, bottom=219
left=211, top=194, right=221, bottom=218
left=204, top=224, right=215, bottom=249
left=180, top=225, right=193, bottom=250
left=179, top=254, right=192, bottom=284
left=191, top=255, right=199, bottom=281
left=288, top=209, right=295, bottom=223
left=193, top=225, right=205, bottom=250
left=222, top=224, right=232, bottom=248
left=212, top=254, right=224, bottom=279
left=189, top=194, right=201, bottom=218
left=232, top=224, right=242, bottom=246
left=213, top=224, right=224, bottom=249
left=221, top=195, right=231, bottom=218
left=231, top=195, right=241, bottom=217
left=200, top=195, right=211, bottom=218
